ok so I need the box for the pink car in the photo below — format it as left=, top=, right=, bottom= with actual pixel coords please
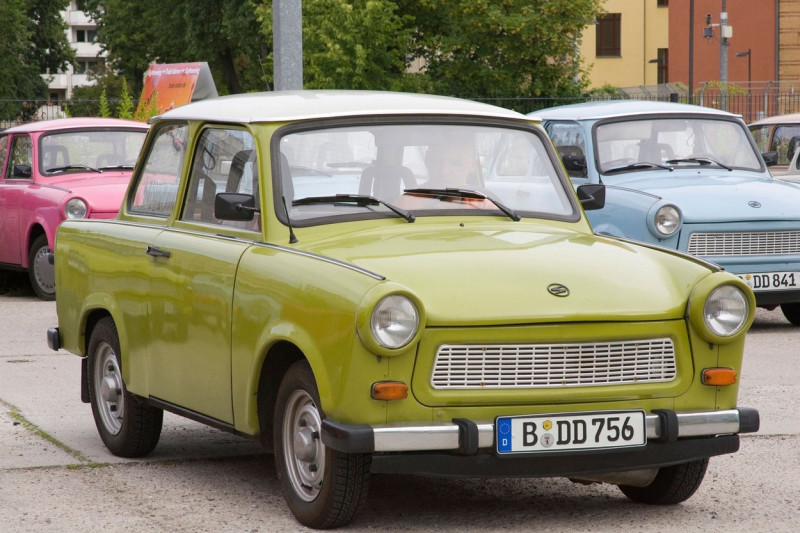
left=0, top=117, right=149, bottom=299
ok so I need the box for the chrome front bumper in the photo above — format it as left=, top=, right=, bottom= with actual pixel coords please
left=322, top=408, right=760, bottom=454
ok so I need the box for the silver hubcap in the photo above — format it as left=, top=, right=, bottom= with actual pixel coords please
left=282, top=389, right=325, bottom=502
left=33, top=245, right=55, bottom=295
left=94, top=342, right=124, bottom=435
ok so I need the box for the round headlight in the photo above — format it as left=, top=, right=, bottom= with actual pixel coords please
left=654, top=205, right=681, bottom=236
left=370, top=295, right=419, bottom=349
left=64, top=198, right=88, bottom=219
left=704, top=284, right=749, bottom=337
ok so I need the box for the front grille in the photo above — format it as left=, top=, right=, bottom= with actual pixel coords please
left=688, top=231, right=800, bottom=256
left=430, top=338, right=676, bottom=389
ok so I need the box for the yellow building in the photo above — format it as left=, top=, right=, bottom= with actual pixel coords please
left=579, top=0, right=670, bottom=89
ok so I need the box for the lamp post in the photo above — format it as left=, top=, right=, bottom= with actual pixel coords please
left=735, top=48, right=751, bottom=121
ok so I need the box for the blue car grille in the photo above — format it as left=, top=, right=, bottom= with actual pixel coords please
left=688, top=231, right=800, bottom=256
left=430, top=338, right=676, bottom=389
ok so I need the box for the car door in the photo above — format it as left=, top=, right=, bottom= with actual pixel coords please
left=0, top=133, right=32, bottom=265
left=145, top=126, right=259, bottom=424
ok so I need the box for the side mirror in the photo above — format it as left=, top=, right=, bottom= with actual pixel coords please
left=12, top=164, right=32, bottom=178
left=215, top=192, right=256, bottom=221
left=762, top=151, right=778, bottom=167
left=576, top=183, right=605, bottom=210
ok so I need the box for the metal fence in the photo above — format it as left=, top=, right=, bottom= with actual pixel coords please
left=474, top=82, right=800, bottom=124
left=6, top=85, right=800, bottom=128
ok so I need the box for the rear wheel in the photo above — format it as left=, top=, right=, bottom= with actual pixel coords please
left=28, top=234, right=55, bottom=300
left=87, top=317, right=162, bottom=457
left=619, top=458, right=709, bottom=505
left=273, top=360, right=371, bottom=529
left=781, top=303, right=800, bottom=326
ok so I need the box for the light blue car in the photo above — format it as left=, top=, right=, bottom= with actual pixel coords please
left=536, top=100, right=800, bottom=325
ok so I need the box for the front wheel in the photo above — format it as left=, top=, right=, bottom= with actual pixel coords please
left=780, top=303, right=800, bottom=326
left=87, top=317, right=163, bottom=457
left=28, top=234, right=55, bottom=300
left=618, top=458, right=709, bottom=505
left=273, top=360, right=371, bottom=529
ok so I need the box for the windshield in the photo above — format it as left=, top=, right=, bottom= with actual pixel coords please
left=595, top=117, right=762, bottom=173
left=39, top=129, right=147, bottom=174
left=276, top=123, right=576, bottom=225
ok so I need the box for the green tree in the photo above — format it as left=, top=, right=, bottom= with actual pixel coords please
left=79, top=0, right=266, bottom=95
left=116, top=77, right=134, bottom=119
left=0, top=0, right=73, bottom=120
left=397, top=0, right=603, bottom=101
left=29, top=0, right=77, bottom=75
left=99, top=89, right=111, bottom=117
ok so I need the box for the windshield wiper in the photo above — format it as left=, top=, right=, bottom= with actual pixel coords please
left=45, top=164, right=102, bottom=174
left=292, top=194, right=415, bottom=222
left=604, top=162, right=674, bottom=174
left=665, top=157, right=732, bottom=171
left=97, top=164, right=135, bottom=171
left=404, top=187, right=520, bottom=221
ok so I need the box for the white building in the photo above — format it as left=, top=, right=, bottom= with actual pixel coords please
left=44, top=1, right=105, bottom=102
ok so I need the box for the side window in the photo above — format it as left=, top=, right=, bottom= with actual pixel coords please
left=181, top=127, right=259, bottom=231
left=771, top=125, right=800, bottom=165
left=6, top=135, right=33, bottom=180
left=0, top=135, right=8, bottom=177
left=748, top=125, right=769, bottom=153
left=545, top=122, right=588, bottom=178
left=129, top=123, right=188, bottom=216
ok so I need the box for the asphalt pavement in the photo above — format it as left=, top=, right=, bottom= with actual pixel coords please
left=1, top=273, right=798, bottom=532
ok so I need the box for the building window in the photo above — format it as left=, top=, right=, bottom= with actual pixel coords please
left=657, top=48, right=668, bottom=83
left=75, top=29, right=97, bottom=43
left=596, top=14, right=621, bottom=57
left=657, top=0, right=669, bottom=7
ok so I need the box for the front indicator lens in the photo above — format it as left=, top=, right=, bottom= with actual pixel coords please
left=704, top=284, right=748, bottom=337
left=702, top=368, right=738, bottom=386
left=65, top=198, right=88, bottom=219
left=370, top=295, right=419, bottom=349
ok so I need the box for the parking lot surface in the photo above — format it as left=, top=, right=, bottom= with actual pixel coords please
left=1, top=276, right=798, bottom=532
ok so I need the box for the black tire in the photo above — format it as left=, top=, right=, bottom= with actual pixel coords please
left=619, top=458, right=709, bottom=505
left=28, top=234, right=55, bottom=300
left=87, top=317, right=162, bottom=457
left=273, top=360, right=371, bottom=529
left=781, top=303, right=800, bottom=326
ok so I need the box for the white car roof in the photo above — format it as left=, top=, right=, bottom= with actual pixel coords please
left=155, top=90, right=529, bottom=124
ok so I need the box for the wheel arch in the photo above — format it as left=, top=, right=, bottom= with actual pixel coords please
left=24, top=223, right=48, bottom=269
left=256, top=340, right=305, bottom=448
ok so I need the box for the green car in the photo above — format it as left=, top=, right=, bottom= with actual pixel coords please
left=47, top=91, right=759, bottom=529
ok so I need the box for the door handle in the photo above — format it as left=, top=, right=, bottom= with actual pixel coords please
left=145, top=245, right=171, bottom=259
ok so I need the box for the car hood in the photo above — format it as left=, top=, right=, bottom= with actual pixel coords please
left=611, top=171, right=800, bottom=223
left=302, top=221, right=713, bottom=325
left=42, top=173, right=132, bottom=212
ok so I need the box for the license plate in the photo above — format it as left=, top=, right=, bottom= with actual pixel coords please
left=737, top=271, right=800, bottom=291
left=496, top=410, right=646, bottom=454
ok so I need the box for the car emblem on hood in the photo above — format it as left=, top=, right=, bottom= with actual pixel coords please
left=748, top=201, right=761, bottom=208
left=547, top=283, right=570, bottom=297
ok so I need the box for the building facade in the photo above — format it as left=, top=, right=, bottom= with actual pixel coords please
left=44, top=1, right=104, bottom=102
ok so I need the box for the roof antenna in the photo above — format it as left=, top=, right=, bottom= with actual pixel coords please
left=281, top=196, right=298, bottom=244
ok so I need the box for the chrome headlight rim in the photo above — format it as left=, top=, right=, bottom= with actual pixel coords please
left=357, top=286, right=425, bottom=356
left=688, top=274, right=754, bottom=344
left=648, top=203, right=682, bottom=238
left=64, top=197, right=89, bottom=219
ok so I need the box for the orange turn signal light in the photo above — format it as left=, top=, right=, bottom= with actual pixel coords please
left=702, top=367, right=737, bottom=386
left=371, top=381, right=408, bottom=401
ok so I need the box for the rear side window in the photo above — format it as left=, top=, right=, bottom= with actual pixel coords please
left=129, top=123, right=188, bottom=216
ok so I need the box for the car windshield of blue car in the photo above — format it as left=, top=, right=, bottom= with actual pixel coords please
left=40, top=130, right=147, bottom=174
left=277, top=123, right=576, bottom=225
left=595, top=117, right=762, bottom=174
